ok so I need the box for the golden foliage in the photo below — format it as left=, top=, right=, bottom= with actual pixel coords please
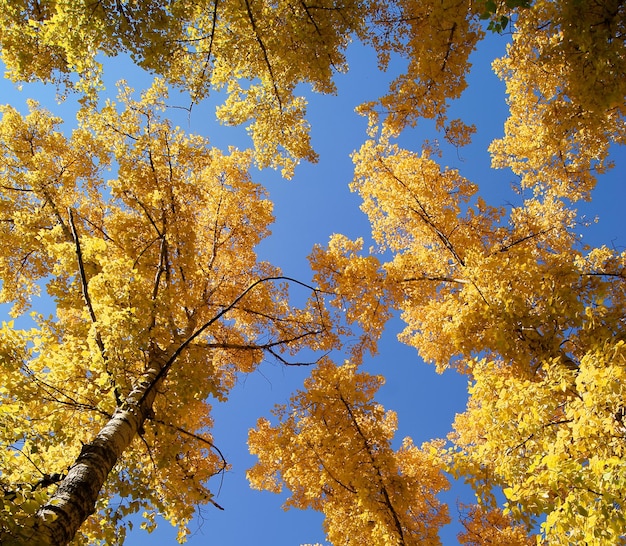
left=489, top=0, right=626, bottom=201
left=0, top=0, right=624, bottom=544
left=312, top=130, right=626, bottom=541
left=0, top=81, right=336, bottom=543
left=248, top=360, right=449, bottom=545
left=457, top=504, right=535, bottom=545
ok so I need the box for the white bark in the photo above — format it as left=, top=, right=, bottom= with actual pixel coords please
left=31, top=352, right=167, bottom=545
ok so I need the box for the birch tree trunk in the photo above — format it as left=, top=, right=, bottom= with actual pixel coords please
left=32, top=350, right=168, bottom=546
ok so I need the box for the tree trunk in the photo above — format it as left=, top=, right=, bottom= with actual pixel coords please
left=31, top=350, right=168, bottom=545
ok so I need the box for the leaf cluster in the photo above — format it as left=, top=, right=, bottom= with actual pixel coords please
left=478, top=0, right=532, bottom=32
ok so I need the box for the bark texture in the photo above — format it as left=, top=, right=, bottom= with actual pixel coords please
left=32, top=351, right=167, bottom=545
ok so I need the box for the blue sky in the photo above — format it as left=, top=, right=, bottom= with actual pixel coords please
left=1, top=24, right=624, bottom=546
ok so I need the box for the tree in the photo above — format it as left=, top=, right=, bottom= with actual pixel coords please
left=0, top=0, right=624, bottom=544
left=0, top=80, right=340, bottom=544
left=248, top=360, right=449, bottom=546
left=313, top=136, right=625, bottom=543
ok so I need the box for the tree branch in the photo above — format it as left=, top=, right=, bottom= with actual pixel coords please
left=338, top=393, right=406, bottom=544
left=68, top=208, right=122, bottom=406
left=151, top=418, right=228, bottom=477
left=138, top=276, right=325, bottom=407
left=377, top=156, right=466, bottom=267
left=243, top=0, right=283, bottom=110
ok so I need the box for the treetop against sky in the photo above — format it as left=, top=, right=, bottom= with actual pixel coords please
left=0, top=1, right=625, bottom=545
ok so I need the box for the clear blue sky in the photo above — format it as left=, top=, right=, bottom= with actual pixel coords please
left=1, top=26, right=624, bottom=546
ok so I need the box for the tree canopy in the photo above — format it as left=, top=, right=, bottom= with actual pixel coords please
left=0, top=0, right=624, bottom=545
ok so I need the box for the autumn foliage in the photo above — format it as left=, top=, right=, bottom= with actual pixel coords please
left=248, top=360, right=449, bottom=545
left=0, top=0, right=624, bottom=545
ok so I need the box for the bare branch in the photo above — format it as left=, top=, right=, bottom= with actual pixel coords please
left=151, top=418, right=228, bottom=476
left=138, top=276, right=326, bottom=406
